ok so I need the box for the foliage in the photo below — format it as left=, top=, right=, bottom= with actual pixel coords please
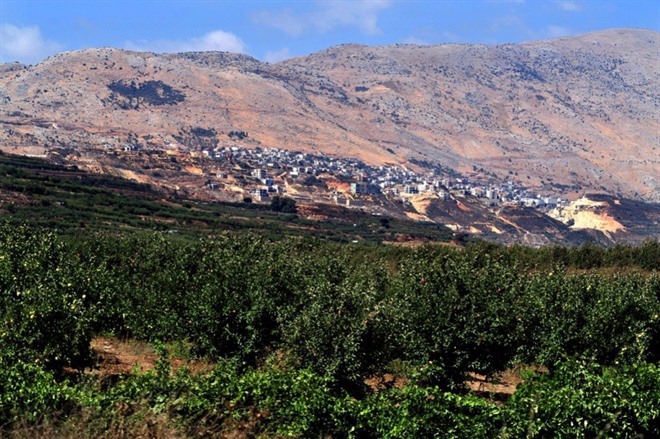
left=0, top=222, right=659, bottom=436
left=3, top=355, right=656, bottom=438
left=504, top=359, right=660, bottom=438
left=270, top=195, right=297, bottom=213
left=107, top=80, right=185, bottom=107
left=0, top=360, right=76, bottom=425
left=0, top=224, right=103, bottom=370
left=389, top=247, right=529, bottom=387
left=279, top=256, right=395, bottom=394
left=169, top=362, right=342, bottom=437
left=228, top=130, right=248, bottom=140
left=352, top=383, right=503, bottom=438
left=1, top=224, right=658, bottom=382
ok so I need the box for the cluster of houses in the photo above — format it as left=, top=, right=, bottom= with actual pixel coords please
left=195, top=145, right=564, bottom=211
left=353, top=175, right=562, bottom=210
left=203, top=145, right=375, bottom=179
left=438, top=178, right=562, bottom=208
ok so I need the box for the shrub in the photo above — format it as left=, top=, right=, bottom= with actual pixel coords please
left=0, top=224, right=101, bottom=370
left=270, top=195, right=297, bottom=213
left=504, top=359, right=660, bottom=438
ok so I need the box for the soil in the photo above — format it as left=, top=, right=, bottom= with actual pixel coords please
left=364, top=373, right=408, bottom=392
left=88, top=336, right=212, bottom=377
left=466, top=365, right=548, bottom=401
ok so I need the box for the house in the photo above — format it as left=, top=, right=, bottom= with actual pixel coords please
left=333, top=193, right=347, bottom=205
left=252, top=169, right=267, bottom=179
left=403, top=185, right=419, bottom=195
left=251, top=187, right=270, bottom=201
left=350, top=182, right=381, bottom=195
left=346, top=198, right=364, bottom=207
left=521, top=197, right=542, bottom=207
left=417, top=183, right=433, bottom=193
left=470, top=187, right=483, bottom=197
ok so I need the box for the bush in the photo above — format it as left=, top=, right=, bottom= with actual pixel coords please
left=270, top=195, right=297, bottom=213
left=0, top=224, right=102, bottom=370
left=352, top=383, right=503, bottom=438
left=504, top=359, right=660, bottom=438
left=0, top=360, right=76, bottom=425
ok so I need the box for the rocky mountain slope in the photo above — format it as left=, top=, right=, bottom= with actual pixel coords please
left=288, top=28, right=659, bottom=202
left=0, top=28, right=658, bottom=202
left=0, top=29, right=658, bottom=245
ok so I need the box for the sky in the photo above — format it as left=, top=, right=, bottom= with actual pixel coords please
left=1, top=0, right=659, bottom=64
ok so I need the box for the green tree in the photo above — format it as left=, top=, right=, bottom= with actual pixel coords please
left=270, top=196, right=297, bottom=213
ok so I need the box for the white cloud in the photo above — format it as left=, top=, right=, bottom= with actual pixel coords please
left=125, top=30, right=246, bottom=54
left=253, top=0, right=392, bottom=36
left=264, top=47, right=292, bottom=63
left=313, top=0, right=391, bottom=35
left=547, top=25, right=572, bottom=38
left=555, top=1, right=581, bottom=11
left=0, top=24, right=61, bottom=64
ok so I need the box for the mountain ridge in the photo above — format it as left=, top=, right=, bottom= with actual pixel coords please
left=0, top=29, right=658, bottom=225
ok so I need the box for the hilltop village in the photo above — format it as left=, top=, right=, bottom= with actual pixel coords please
left=121, top=142, right=566, bottom=212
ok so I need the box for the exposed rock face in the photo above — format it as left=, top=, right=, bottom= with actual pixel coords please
left=0, top=29, right=658, bottom=202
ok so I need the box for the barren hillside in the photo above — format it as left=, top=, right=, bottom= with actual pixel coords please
left=0, top=28, right=658, bottom=202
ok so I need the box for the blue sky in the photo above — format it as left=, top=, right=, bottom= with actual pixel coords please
left=1, top=0, right=659, bottom=64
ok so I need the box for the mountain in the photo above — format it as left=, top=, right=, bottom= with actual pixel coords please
left=0, top=29, right=658, bottom=244
left=1, top=28, right=658, bottom=200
